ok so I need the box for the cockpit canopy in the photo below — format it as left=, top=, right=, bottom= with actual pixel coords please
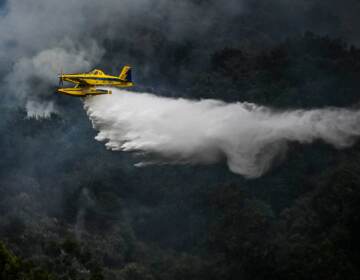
left=89, top=69, right=105, bottom=75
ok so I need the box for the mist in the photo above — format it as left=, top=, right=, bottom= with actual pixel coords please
left=84, top=90, right=360, bottom=178
left=1, top=1, right=360, bottom=278
left=1, top=0, right=360, bottom=115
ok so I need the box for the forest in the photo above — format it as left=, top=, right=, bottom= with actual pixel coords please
left=1, top=31, right=360, bottom=280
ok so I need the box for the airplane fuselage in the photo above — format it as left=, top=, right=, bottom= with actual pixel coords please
left=61, top=74, right=133, bottom=87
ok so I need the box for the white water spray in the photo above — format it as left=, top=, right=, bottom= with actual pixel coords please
left=84, top=89, right=360, bottom=178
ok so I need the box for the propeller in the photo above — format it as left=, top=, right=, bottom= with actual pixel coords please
left=58, top=69, right=64, bottom=87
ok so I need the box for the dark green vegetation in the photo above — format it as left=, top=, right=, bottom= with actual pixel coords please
left=1, top=33, right=360, bottom=279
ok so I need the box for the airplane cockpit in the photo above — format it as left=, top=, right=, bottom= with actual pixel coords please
left=90, top=69, right=105, bottom=75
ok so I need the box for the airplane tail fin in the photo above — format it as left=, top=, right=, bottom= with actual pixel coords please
left=119, top=65, right=132, bottom=82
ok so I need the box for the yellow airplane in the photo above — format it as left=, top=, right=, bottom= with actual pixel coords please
left=57, top=66, right=134, bottom=96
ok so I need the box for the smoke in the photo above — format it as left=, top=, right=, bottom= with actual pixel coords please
left=75, top=188, right=95, bottom=240
left=25, top=100, right=56, bottom=119
left=84, top=90, right=360, bottom=178
left=5, top=45, right=102, bottom=115
left=2, top=0, right=360, bottom=117
left=0, top=0, right=245, bottom=116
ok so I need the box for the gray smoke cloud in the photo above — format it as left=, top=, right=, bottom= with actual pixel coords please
left=84, top=90, right=360, bottom=178
left=1, top=0, right=360, bottom=117
left=6, top=44, right=102, bottom=118
left=0, top=0, right=245, bottom=115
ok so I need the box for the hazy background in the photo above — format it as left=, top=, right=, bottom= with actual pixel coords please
left=1, top=0, right=360, bottom=113
left=1, top=1, right=360, bottom=279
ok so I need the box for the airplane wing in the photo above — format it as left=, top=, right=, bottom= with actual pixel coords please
left=62, top=77, right=91, bottom=86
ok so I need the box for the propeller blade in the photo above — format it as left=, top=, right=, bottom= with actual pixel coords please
left=58, top=69, right=64, bottom=87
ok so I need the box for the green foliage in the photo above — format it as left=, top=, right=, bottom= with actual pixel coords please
left=0, top=241, right=54, bottom=280
left=188, top=32, right=360, bottom=108
left=1, top=33, right=360, bottom=280
left=118, top=263, right=153, bottom=280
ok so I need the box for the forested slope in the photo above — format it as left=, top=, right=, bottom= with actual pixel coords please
left=1, top=33, right=360, bottom=279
